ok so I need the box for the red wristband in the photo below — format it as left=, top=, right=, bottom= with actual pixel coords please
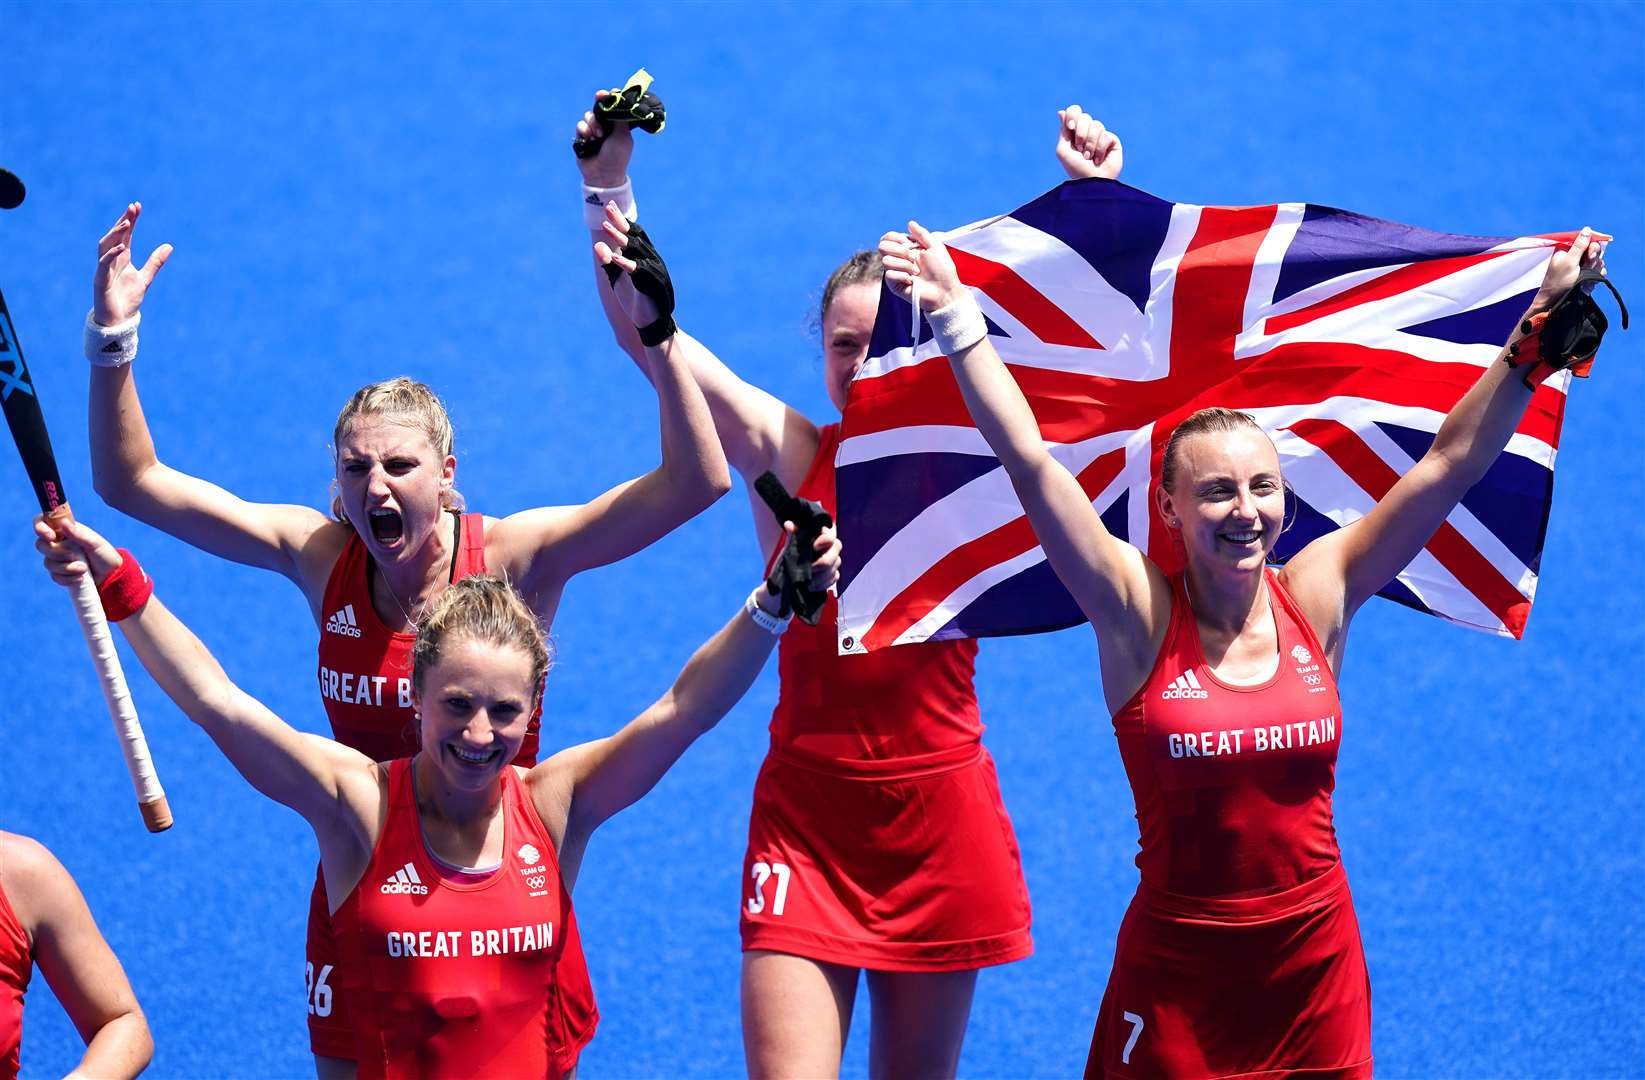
left=97, top=549, right=154, bottom=622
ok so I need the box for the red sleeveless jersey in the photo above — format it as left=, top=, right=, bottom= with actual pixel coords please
left=1113, top=569, right=1343, bottom=898
left=333, top=759, right=579, bottom=1078
left=0, top=878, right=28, bottom=1079
left=769, top=425, right=982, bottom=771
left=317, top=512, right=540, bottom=765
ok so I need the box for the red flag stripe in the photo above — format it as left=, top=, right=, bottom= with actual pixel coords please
left=1264, top=249, right=1513, bottom=335
left=843, top=343, right=1561, bottom=451
left=1149, top=205, right=1279, bottom=560
left=861, top=447, right=1127, bottom=650
left=949, top=245, right=1106, bottom=350
left=1283, top=418, right=1530, bottom=638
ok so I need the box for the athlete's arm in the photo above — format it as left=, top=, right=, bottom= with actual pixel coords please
left=34, top=519, right=384, bottom=853
left=1281, top=231, right=1608, bottom=661
left=880, top=222, right=1170, bottom=696
left=572, top=96, right=820, bottom=496
left=0, top=834, right=152, bottom=1080
left=532, top=526, right=840, bottom=854
left=490, top=210, right=731, bottom=598
left=87, top=203, right=339, bottom=598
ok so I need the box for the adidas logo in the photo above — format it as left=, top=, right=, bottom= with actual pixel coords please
left=1291, top=644, right=1312, bottom=664
left=1160, top=669, right=1209, bottom=700
left=380, top=862, right=429, bottom=895
left=325, top=604, right=363, bottom=638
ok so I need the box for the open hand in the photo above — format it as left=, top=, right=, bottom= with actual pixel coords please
left=1055, top=105, right=1123, bottom=181
left=34, top=516, right=122, bottom=587
left=94, top=203, right=172, bottom=326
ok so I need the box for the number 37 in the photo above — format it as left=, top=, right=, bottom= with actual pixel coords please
left=747, top=861, right=792, bottom=916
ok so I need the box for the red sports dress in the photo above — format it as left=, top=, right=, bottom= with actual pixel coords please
left=0, top=876, right=29, bottom=1079
left=1086, top=570, right=1372, bottom=1079
left=309, top=512, right=596, bottom=1065
left=333, top=759, right=583, bottom=1078
left=740, top=425, right=1033, bottom=971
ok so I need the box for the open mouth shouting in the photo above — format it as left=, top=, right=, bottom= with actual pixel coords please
left=368, top=508, right=405, bottom=548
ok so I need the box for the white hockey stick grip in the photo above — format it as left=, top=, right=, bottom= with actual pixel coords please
left=68, top=572, right=171, bottom=831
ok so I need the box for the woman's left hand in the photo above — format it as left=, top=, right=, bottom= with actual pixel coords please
left=594, top=204, right=660, bottom=329
left=879, top=221, right=964, bottom=312
left=1531, top=226, right=1609, bottom=313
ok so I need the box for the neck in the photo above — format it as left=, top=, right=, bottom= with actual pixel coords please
left=412, top=751, right=503, bottom=829
left=1182, top=558, right=1269, bottom=636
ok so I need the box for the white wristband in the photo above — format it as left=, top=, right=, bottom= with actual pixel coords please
left=85, top=311, right=140, bottom=367
left=745, top=588, right=792, bottom=636
left=928, top=291, right=986, bottom=356
left=582, top=178, right=637, bottom=229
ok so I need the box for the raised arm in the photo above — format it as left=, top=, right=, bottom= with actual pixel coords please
left=34, top=518, right=382, bottom=863
left=489, top=211, right=731, bottom=599
left=880, top=221, right=1170, bottom=684
left=572, top=93, right=819, bottom=493
left=86, top=204, right=337, bottom=595
left=531, top=525, right=840, bottom=877
left=1281, top=230, right=1610, bottom=657
left=0, top=834, right=151, bottom=1080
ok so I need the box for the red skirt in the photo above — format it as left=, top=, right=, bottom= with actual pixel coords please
left=1087, top=861, right=1372, bottom=1079
left=740, top=745, right=1033, bottom=972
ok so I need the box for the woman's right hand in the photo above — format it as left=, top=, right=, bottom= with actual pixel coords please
left=34, top=516, right=123, bottom=587
left=93, top=203, right=171, bottom=327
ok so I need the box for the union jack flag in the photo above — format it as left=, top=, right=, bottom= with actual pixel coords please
left=834, top=179, right=1585, bottom=654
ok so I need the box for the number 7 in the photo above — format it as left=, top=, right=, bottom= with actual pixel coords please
left=1121, top=1011, right=1144, bottom=1065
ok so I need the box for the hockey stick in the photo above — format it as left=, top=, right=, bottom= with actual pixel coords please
left=0, top=187, right=171, bottom=831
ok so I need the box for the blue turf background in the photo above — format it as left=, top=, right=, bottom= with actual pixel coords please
left=3, top=2, right=1642, bottom=1076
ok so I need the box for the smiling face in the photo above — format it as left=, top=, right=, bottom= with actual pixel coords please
left=415, top=635, right=537, bottom=791
left=1156, top=426, right=1287, bottom=578
left=334, top=415, right=456, bottom=565
left=822, top=281, right=879, bottom=414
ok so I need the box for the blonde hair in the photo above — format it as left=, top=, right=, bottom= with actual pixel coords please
left=1160, top=407, right=1271, bottom=493
left=410, top=575, right=552, bottom=702
left=330, top=377, right=465, bottom=519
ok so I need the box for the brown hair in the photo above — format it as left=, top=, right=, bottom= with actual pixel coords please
left=1159, top=407, right=1270, bottom=493
left=410, top=574, right=552, bottom=702
left=330, top=377, right=464, bottom=519
left=814, top=250, right=884, bottom=334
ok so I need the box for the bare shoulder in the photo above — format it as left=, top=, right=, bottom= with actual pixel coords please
left=524, top=755, right=579, bottom=851
left=292, top=516, right=355, bottom=608
left=1277, top=550, right=1350, bottom=659
left=771, top=408, right=823, bottom=491
left=0, top=832, right=77, bottom=932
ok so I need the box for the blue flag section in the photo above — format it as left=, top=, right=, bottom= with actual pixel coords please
left=3, top=2, right=1640, bottom=1076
